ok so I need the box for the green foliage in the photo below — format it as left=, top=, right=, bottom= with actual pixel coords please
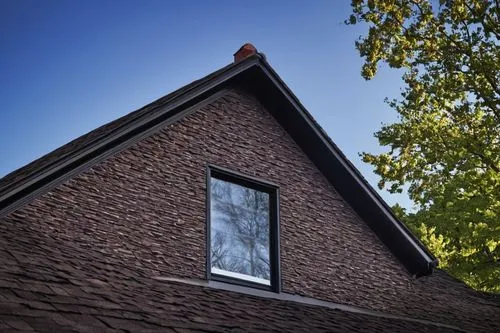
left=348, top=0, right=499, bottom=292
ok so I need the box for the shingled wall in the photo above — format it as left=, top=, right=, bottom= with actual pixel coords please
left=1, top=89, right=498, bottom=332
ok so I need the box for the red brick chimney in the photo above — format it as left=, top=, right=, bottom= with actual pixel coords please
left=234, top=43, right=257, bottom=63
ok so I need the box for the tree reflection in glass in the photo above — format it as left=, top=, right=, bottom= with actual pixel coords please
left=210, top=177, right=270, bottom=283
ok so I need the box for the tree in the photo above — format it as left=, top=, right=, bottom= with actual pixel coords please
left=347, top=0, right=499, bottom=292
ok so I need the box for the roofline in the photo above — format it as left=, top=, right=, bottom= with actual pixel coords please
left=0, top=57, right=260, bottom=216
left=0, top=53, right=437, bottom=276
left=254, top=57, right=437, bottom=272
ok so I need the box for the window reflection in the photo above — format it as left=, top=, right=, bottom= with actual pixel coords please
left=210, top=177, right=270, bottom=283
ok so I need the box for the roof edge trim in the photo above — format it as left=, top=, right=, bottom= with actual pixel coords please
left=254, top=57, right=436, bottom=273
left=0, top=57, right=262, bottom=216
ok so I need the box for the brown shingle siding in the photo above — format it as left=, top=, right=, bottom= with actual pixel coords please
left=0, top=89, right=498, bottom=332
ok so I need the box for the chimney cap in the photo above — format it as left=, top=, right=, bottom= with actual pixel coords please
left=233, top=43, right=257, bottom=63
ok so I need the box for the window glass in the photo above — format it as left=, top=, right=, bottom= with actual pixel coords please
left=210, top=177, right=270, bottom=285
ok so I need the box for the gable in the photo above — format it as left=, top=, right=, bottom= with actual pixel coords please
left=4, top=89, right=410, bottom=285
left=1, top=89, right=498, bottom=332
left=0, top=53, right=435, bottom=277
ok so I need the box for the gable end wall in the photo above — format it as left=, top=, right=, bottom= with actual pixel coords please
left=2, top=90, right=497, bottom=328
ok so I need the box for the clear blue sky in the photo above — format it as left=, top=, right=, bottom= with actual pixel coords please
left=0, top=0, right=412, bottom=208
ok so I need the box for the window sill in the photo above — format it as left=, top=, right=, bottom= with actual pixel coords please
left=211, top=267, right=271, bottom=286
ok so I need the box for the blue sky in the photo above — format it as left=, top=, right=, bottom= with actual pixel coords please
left=0, top=1, right=412, bottom=208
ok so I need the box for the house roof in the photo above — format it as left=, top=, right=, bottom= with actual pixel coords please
left=1, top=214, right=498, bottom=332
left=0, top=276, right=476, bottom=333
left=0, top=45, right=436, bottom=277
left=1, top=44, right=499, bottom=333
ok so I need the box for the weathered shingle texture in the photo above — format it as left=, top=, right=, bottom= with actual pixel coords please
left=1, top=90, right=498, bottom=332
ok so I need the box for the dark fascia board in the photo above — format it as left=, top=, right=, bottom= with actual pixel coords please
left=0, top=57, right=260, bottom=216
left=245, top=58, right=437, bottom=276
left=0, top=53, right=436, bottom=276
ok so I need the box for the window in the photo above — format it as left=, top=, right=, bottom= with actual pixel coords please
left=207, top=167, right=280, bottom=291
